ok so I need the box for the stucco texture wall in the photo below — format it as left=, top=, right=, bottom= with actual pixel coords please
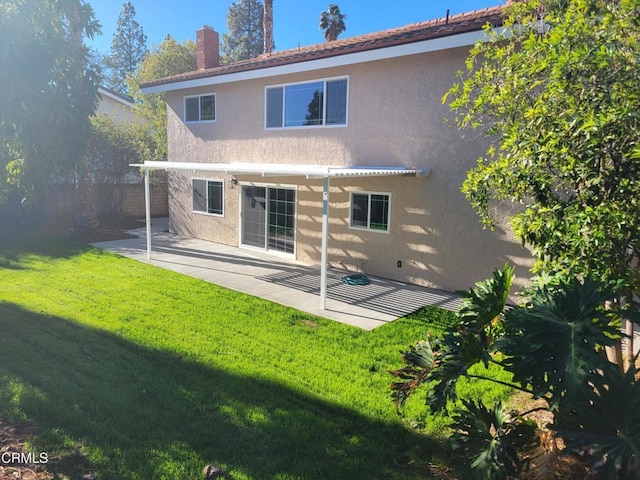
left=163, top=46, right=533, bottom=293
left=96, top=95, right=137, bottom=124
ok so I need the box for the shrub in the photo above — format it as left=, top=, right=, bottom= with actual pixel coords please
left=391, top=265, right=640, bottom=479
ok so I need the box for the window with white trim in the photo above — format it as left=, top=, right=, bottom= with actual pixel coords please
left=185, top=94, right=216, bottom=122
left=265, top=77, right=348, bottom=128
left=350, top=192, right=390, bottom=232
left=192, top=179, right=223, bottom=215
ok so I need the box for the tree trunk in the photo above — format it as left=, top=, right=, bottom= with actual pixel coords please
left=624, top=318, right=634, bottom=369
left=263, top=0, right=273, bottom=55
left=605, top=343, right=624, bottom=369
left=67, top=3, right=99, bottom=231
left=75, top=159, right=99, bottom=232
left=605, top=300, right=625, bottom=370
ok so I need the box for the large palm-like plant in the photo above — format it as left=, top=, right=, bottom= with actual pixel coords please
left=391, top=266, right=640, bottom=479
left=319, top=4, right=345, bottom=42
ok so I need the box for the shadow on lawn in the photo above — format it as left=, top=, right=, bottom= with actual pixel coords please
left=0, top=230, right=92, bottom=264
left=0, top=302, right=443, bottom=480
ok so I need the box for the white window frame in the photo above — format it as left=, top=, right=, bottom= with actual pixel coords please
left=192, top=178, right=224, bottom=217
left=184, top=93, right=217, bottom=123
left=349, top=191, right=391, bottom=234
left=264, top=76, right=349, bottom=130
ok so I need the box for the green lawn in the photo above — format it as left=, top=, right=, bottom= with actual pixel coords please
left=0, top=235, right=510, bottom=479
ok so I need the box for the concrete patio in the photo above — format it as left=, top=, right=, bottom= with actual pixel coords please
left=92, top=218, right=462, bottom=330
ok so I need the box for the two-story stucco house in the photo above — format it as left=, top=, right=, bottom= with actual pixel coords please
left=137, top=6, right=533, bottom=303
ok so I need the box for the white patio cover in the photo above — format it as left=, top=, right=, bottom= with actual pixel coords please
left=131, top=161, right=426, bottom=309
left=131, top=161, right=422, bottom=178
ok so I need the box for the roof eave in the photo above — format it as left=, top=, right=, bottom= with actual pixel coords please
left=98, top=87, right=135, bottom=107
left=141, top=28, right=491, bottom=94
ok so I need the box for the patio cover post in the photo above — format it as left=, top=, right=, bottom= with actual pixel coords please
left=144, top=169, right=151, bottom=259
left=320, top=176, right=329, bottom=309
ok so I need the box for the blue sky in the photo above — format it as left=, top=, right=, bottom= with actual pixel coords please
left=87, top=0, right=503, bottom=54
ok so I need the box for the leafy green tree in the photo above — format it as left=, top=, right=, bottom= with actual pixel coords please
left=88, top=114, right=142, bottom=184
left=319, top=4, right=346, bottom=42
left=0, top=0, right=100, bottom=222
left=221, top=0, right=264, bottom=62
left=444, top=0, right=640, bottom=370
left=106, top=2, right=147, bottom=95
left=394, top=1, right=640, bottom=476
left=444, top=0, right=640, bottom=359
left=128, top=36, right=197, bottom=162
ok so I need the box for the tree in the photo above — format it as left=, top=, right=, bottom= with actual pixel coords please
left=444, top=0, right=640, bottom=362
left=67, top=2, right=102, bottom=230
left=304, top=90, right=323, bottom=125
left=319, top=4, right=346, bottom=42
left=88, top=114, right=145, bottom=185
left=106, top=2, right=147, bottom=95
left=221, top=0, right=264, bottom=62
left=393, top=1, right=640, bottom=475
left=263, top=0, right=273, bottom=55
left=128, top=36, right=197, bottom=162
left=0, top=0, right=100, bottom=222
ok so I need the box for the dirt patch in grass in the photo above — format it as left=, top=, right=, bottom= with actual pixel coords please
left=300, top=319, right=319, bottom=329
left=506, top=393, right=597, bottom=480
left=75, top=215, right=144, bottom=243
left=41, top=214, right=146, bottom=243
left=0, top=418, right=95, bottom=480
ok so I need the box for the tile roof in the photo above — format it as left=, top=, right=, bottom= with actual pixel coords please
left=141, top=6, right=504, bottom=89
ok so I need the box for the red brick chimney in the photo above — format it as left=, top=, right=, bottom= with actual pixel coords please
left=197, top=25, right=219, bottom=70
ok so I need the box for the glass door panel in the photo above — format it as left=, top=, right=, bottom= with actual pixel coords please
left=241, top=186, right=266, bottom=248
left=241, top=185, right=295, bottom=254
left=267, top=187, right=295, bottom=254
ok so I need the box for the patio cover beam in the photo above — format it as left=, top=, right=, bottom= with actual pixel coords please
left=131, top=161, right=423, bottom=178
left=131, top=161, right=425, bottom=309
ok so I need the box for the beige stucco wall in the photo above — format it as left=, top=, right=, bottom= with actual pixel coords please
left=97, top=94, right=137, bottom=124
left=164, top=46, right=533, bottom=293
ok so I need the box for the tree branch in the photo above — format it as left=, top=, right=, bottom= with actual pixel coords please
left=466, top=373, right=536, bottom=395
left=519, top=405, right=551, bottom=418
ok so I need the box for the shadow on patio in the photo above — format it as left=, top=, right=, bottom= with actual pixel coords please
left=93, top=219, right=461, bottom=330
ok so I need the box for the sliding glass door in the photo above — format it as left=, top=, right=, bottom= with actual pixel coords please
left=241, top=185, right=295, bottom=254
left=241, top=186, right=267, bottom=249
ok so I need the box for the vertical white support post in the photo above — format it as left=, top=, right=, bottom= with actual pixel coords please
left=320, top=176, right=330, bottom=309
left=144, top=169, right=152, bottom=260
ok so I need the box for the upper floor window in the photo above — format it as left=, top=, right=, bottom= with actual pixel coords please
left=350, top=192, right=390, bottom=233
left=193, top=179, right=223, bottom=216
left=265, top=77, right=348, bottom=129
left=185, top=94, right=216, bottom=122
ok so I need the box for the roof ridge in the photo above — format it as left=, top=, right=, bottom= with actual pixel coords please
left=257, top=5, right=504, bottom=59
left=141, top=5, right=505, bottom=90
